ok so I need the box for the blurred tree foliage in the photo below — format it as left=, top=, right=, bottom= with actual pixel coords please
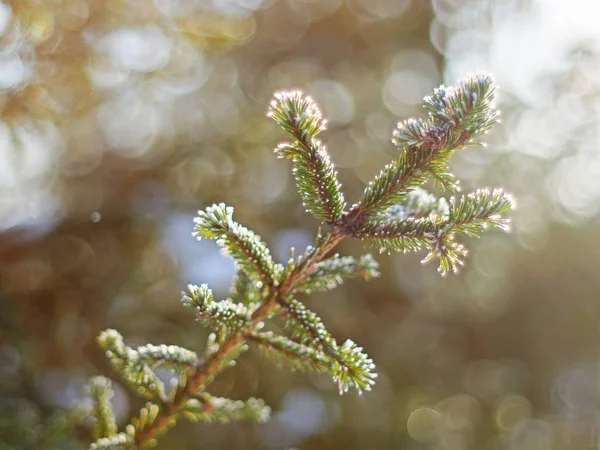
left=1, top=1, right=600, bottom=450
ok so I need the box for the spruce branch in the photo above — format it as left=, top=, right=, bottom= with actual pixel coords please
left=278, top=298, right=377, bottom=393
left=447, top=188, right=514, bottom=236
left=182, top=394, right=271, bottom=424
left=88, top=74, right=513, bottom=449
left=353, top=152, right=431, bottom=218
left=355, top=188, right=514, bottom=274
left=424, top=74, right=498, bottom=145
left=182, top=283, right=253, bottom=331
left=88, top=376, right=118, bottom=441
left=268, top=91, right=346, bottom=223
left=247, top=331, right=330, bottom=373
left=193, top=203, right=278, bottom=286
left=353, top=118, right=457, bottom=219
left=329, top=339, right=377, bottom=394
left=354, top=217, right=434, bottom=254
left=136, top=343, right=200, bottom=374
left=98, top=330, right=166, bottom=401
left=294, top=254, right=380, bottom=294
left=421, top=187, right=514, bottom=274
left=347, top=74, right=498, bottom=222
left=280, top=298, right=333, bottom=349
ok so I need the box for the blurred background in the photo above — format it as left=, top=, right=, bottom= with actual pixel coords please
left=1, top=0, right=599, bottom=448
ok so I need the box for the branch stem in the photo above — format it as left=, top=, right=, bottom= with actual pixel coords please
left=133, top=230, right=344, bottom=446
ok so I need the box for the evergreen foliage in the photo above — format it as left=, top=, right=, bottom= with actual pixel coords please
left=247, top=331, right=330, bottom=374
left=280, top=297, right=376, bottom=393
left=295, top=254, right=380, bottom=294
left=182, top=394, right=271, bottom=424
left=88, top=377, right=118, bottom=441
left=268, top=91, right=346, bottom=223
left=87, top=74, right=513, bottom=448
left=182, top=283, right=253, bottom=330
left=353, top=75, right=498, bottom=216
left=193, top=203, right=280, bottom=285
